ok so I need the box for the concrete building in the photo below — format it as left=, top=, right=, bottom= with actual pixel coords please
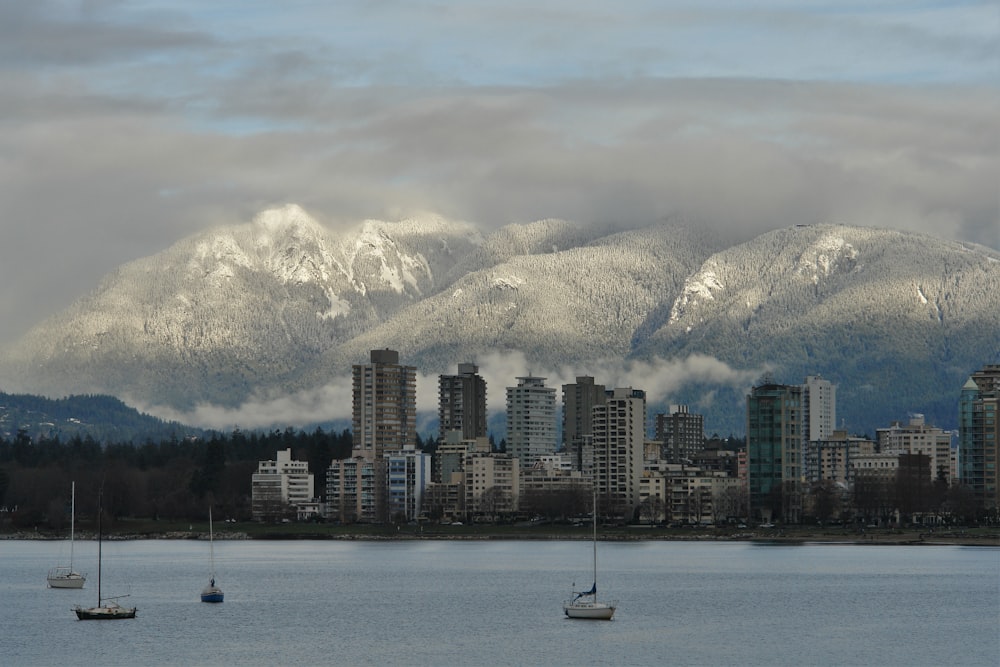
left=802, top=375, right=837, bottom=443
left=252, top=448, right=315, bottom=521
left=434, top=432, right=490, bottom=484
left=959, top=365, right=1000, bottom=512
left=326, top=457, right=377, bottom=523
left=804, top=431, right=876, bottom=485
left=352, top=349, right=417, bottom=461
left=877, top=415, right=953, bottom=482
left=654, top=405, right=705, bottom=464
left=463, top=452, right=520, bottom=520
left=593, top=387, right=646, bottom=519
left=562, top=376, right=606, bottom=446
left=639, top=463, right=742, bottom=525
left=438, top=363, right=488, bottom=441
left=747, top=381, right=803, bottom=522
left=506, top=376, right=557, bottom=469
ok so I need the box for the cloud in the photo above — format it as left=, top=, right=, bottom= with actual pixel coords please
left=144, top=351, right=765, bottom=432
left=1, top=2, right=997, bottom=343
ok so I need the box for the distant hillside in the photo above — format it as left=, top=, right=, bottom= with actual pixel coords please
left=1, top=205, right=997, bottom=436
left=0, top=392, right=203, bottom=444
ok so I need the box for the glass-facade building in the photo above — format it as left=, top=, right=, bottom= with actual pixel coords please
left=747, top=382, right=802, bottom=521
left=959, top=365, right=1000, bottom=513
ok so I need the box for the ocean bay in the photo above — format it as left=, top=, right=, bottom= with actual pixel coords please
left=3, top=539, right=997, bottom=666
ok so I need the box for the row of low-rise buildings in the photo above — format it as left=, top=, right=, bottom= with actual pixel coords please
left=250, top=351, right=1000, bottom=525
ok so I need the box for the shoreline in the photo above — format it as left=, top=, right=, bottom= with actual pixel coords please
left=4, top=529, right=997, bottom=547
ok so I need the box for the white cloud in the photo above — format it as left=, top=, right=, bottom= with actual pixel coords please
left=1, top=1, right=996, bottom=343
left=144, top=352, right=765, bottom=432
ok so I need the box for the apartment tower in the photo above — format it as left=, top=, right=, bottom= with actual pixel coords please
left=438, top=363, right=488, bottom=442
left=505, top=376, right=557, bottom=469
left=352, top=348, right=417, bottom=461
left=592, top=387, right=646, bottom=519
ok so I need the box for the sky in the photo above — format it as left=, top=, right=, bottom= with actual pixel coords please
left=1, top=0, right=998, bottom=345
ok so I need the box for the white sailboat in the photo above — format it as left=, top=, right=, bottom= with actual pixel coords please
left=563, top=488, right=617, bottom=620
left=47, top=481, right=87, bottom=589
left=74, top=487, right=136, bottom=620
left=200, top=507, right=224, bottom=603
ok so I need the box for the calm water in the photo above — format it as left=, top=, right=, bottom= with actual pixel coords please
left=2, top=539, right=997, bottom=666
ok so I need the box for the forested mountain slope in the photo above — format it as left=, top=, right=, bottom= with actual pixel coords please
left=1, top=206, right=997, bottom=436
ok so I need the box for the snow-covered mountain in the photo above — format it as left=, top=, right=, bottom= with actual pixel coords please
left=1, top=205, right=997, bottom=436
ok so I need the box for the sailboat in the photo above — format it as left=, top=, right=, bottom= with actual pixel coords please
left=200, top=507, right=224, bottom=603
left=563, top=488, right=617, bottom=620
left=48, top=481, right=87, bottom=589
left=74, top=487, right=136, bottom=620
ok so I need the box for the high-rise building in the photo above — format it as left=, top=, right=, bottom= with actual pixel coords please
left=506, top=376, right=557, bottom=469
left=562, top=376, right=606, bottom=446
left=593, top=387, right=646, bottom=518
left=802, top=376, right=837, bottom=443
left=801, top=375, right=836, bottom=482
left=352, top=349, right=417, bottom=461
left=562, top=376, right=606, bottom=474
left=959, top=364, right=1000, bottom=512
left=438, top=363, right=488, bottom=442
left=747, top=381, right=803, bottom=522
left=655, top=405, right=705, bottom=464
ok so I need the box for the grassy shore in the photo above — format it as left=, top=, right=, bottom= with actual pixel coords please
left=5, top=520, right=998, bottom=547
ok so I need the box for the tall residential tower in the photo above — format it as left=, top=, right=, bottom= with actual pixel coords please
left=352, top=349, right=417, bottom=461
left=438, top=363, right=488, bottom=442
left=506, top=376, right=557, bottom=469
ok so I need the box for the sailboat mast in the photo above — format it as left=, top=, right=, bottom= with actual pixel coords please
left=592, top=487, right=598, bottom=593
left=69, top=482, right=75, bottom=570
left=96, top=487, right=102, bottom=605
left=209, top=507, right=216, bottom=579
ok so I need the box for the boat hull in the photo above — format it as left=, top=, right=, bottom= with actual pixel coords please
left=74, top=604, right=137, bottom=620
left=201, top=586, right=224, bottom=603
left=563, top=601, right=616, bottom=620
left=48, top=571, right=86, bottom=589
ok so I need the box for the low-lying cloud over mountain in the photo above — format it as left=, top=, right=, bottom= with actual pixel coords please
left=1, top=205, right=997, bottom=436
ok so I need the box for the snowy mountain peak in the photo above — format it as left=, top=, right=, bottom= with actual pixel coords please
left=1, top=212, right=997, bottom=438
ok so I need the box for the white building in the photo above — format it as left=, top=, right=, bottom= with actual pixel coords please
left=593, top=388, right=646, bottom=519
left=463, top=451, right=520, bottom=519
left=506, top=376, right=557, bottom=469
left=802, top=375, right=836, bottom=477
left=252, top=448, right=315, bottom=521
left=877, top=415, right=953, bottom=482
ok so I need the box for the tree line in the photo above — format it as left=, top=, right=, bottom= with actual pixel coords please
left=0, top=427, right=356, bottom=529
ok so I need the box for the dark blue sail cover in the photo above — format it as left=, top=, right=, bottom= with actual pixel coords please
left=574, top=583, right=597, bottom=600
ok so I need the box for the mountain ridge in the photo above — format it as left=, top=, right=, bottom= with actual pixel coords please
left=1, top=206, right=997, bottom=436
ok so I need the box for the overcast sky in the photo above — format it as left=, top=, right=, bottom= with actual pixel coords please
left=1, top=0, right=997, bottom=344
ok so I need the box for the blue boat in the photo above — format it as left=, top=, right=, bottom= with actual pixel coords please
left=200, top=508, right=224, bottom=603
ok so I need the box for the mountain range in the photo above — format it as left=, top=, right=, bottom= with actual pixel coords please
left=1, top=204, right=997, bottom=437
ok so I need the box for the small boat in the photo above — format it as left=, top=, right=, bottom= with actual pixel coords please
left=74, top=487, right=136, bottom=620
left=200, top=507, right=224, bottom=603
left=48, top=481, right=87, bottom=589
left=563, top=488, right=617, bottom=620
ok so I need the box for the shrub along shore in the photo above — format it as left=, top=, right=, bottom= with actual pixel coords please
left=4, top=521, right=998, bottom=547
